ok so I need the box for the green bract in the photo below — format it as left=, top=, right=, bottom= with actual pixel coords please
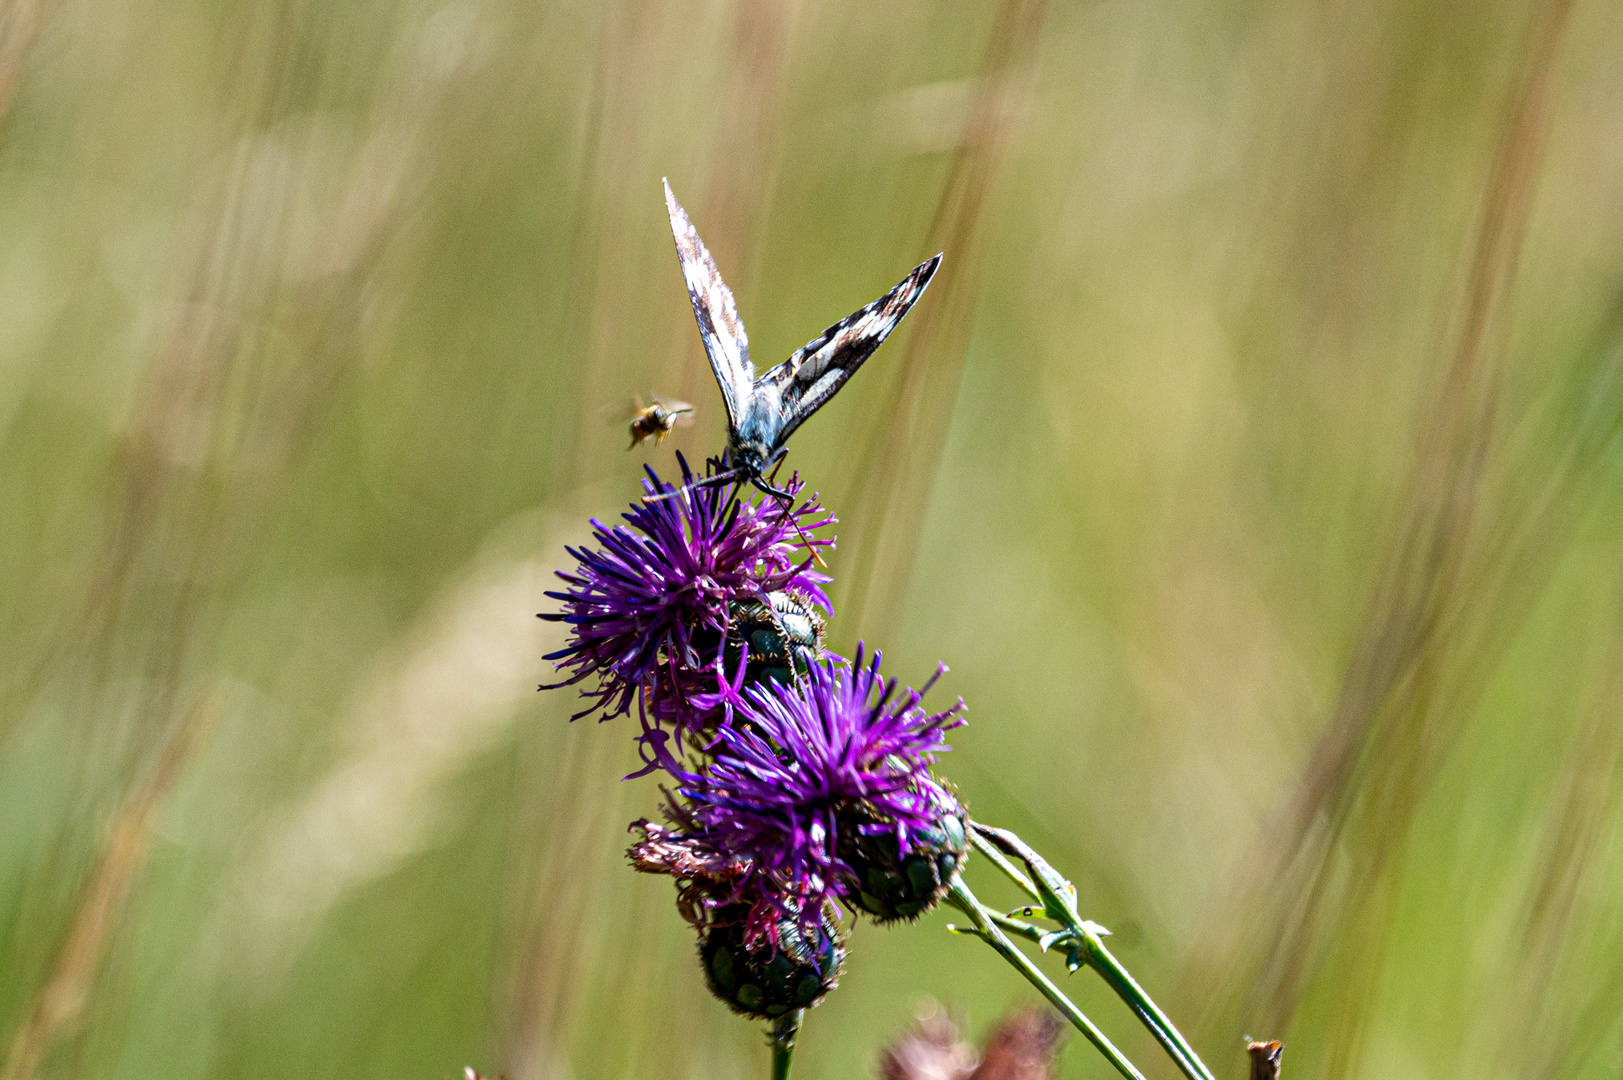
left=699, top=905, right=844, bottom=1020
left=842, top=798, right=968, bottom=923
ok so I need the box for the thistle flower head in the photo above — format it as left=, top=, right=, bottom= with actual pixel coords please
left=679, top=645, right=965, bottom=931
left=540, top=454, right=833, bottom=762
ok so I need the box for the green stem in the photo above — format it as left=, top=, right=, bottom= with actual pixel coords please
left=969, top=824, right=1216, bottom=1080
left=947, top=878, right=1146, bottom=1080
left=970, top=830, right=1040, bottom=901
left=1084, top=934, right=1214, bottom=1080
left=984, top=908, right=1046, bottom=944
left=770, top=1009, right=803, bottom=1080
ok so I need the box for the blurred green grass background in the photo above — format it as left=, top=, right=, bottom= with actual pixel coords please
left=5, top=0, right=1623, bottom=1077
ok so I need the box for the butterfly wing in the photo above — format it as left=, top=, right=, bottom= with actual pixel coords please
left=663, top=179, right=753, bottom=433
left=757, top=253, right=942, bottom=447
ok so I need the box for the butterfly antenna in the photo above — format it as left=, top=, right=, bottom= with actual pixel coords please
left=793, top=513, right=826, bottom=569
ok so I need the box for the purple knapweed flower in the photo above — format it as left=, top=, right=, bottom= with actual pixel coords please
left=539, top=454, right=833, bottom=766
left=677, top=645, right=966, bottom=937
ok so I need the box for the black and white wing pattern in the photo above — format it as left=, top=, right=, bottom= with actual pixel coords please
left=663, top=179, right=753, bottom=430
left=759, top=253, right=942, bottom=446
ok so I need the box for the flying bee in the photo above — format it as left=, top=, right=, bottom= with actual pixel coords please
left=650, top=178, right=941, bottom=504
left=625, top=394, right=695, bottom=449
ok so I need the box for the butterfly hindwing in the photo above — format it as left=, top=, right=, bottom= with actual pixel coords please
left=663, top=179, right=753, bottom=432
left=759, top=253, right=942, bottom=447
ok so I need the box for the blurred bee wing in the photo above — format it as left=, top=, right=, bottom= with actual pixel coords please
left=650, top=394, right=696, bottom=425
left=663, top=179, right=752, bottom=433
left=758, top=253, right=941, bottom=447
left=596, top=397, right=645, bottom=423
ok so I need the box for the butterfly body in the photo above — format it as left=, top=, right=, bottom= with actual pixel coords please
left=727, top=387, right=791, bottom=480
left=661, top=179, right=941, bottom=500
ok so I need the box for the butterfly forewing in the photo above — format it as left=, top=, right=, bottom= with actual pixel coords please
left=663, top=179, right=754, bottom=431
left=761, top=253, right=942, bottom=446
left=661, top=178, right=944, bottom=477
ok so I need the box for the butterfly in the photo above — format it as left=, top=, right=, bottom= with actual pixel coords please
left=656, top=178, right=941, bottom=502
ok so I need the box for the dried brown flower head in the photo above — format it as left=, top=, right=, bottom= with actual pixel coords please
left=879, top=1005, right=976, bottom=1080
left=627, top=818, right=748, bottom=930
left=1246, top=1040, right=1283, bottom=1080
left=971, top=1010, right=1062, bottom=1080
left=878, top=1003, right=1063, bottom=1080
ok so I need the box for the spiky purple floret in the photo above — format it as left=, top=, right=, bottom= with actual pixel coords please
left=678, top=645, right=964, bottom=933
left=539, top=453, right=833, bottom=757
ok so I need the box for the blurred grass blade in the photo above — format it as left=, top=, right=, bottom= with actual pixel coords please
left=1183, top=0, right=1581, bottom=1065
left=836, top=0, right=1048, bottom=640
left=0, top=697, right=213, bottom=1080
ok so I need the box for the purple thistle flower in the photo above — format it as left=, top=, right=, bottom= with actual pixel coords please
left=539, top=453, right=833, bottom=764
left=678, top=645, right=965, bottom=934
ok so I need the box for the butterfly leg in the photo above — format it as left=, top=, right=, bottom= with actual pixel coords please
left=749, top=475, right=826, bottom=568
left=750, top=447, right=794, bottom=500
left=641, top=467, right=743, bottom=504
left=749, top=475, right=795, bottom=503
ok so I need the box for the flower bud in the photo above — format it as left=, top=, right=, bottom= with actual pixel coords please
left=699, top=903, right=844, bottom=1019
left=841, top=786, right=968, bottom=923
